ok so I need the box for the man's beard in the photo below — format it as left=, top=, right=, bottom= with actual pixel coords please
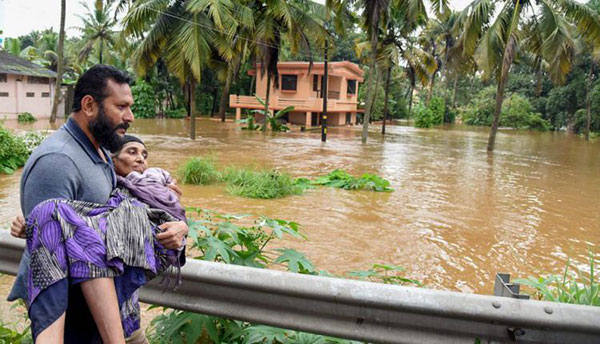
left=89, top=103, right=129, bottom=153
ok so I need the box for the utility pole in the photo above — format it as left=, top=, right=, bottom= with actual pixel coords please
left=321, top=40, right=328, bottom=142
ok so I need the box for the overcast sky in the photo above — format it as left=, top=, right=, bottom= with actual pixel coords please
left=0, top=0, right=475, bottom=39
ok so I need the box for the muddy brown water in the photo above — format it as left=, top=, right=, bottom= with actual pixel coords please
left=1, top=118, right=599, bottom=326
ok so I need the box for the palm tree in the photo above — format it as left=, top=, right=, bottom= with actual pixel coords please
left=77, top=0, right=119, bottom=64
left=124, top=0, right=224, bottom=139
left=457, top=0, right=600, bottom=151
left=348, top=0, right=448, bottom=143
left=50, top=0, right=66, bottom=124
left=252, top=0, right=328, bottom=131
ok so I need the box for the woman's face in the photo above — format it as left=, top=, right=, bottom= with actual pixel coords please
left=113, top=142, right=148, bottom=176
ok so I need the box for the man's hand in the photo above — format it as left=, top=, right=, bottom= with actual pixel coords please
left=167, top=178, right=183, bottom=200
left=157, top=221, right=188, bottom=249
left=10, top=215, right=26, bottom=239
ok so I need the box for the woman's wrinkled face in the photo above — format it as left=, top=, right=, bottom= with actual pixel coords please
left=113, top=142, right=148, bottom=176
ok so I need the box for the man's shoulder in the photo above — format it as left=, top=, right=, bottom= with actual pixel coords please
left=26, top=128, right=84, bottom=167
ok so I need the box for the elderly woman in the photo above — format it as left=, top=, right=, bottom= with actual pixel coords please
left=11, top=135, right=186, bottom=343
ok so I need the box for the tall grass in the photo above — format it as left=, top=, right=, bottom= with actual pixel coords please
left=516, top=252, right=599, bottom=306
left=178, top=157, right=221, bottom=185
left=223, top=167, right=303, bottom=199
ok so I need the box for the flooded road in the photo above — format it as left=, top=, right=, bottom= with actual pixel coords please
left=1, top=118, right=599, bottom=299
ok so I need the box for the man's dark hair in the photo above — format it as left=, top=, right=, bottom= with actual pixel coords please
left=71, top=65, right=131, bottom=112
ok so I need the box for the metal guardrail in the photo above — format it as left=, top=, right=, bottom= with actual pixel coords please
left=1, top=231, right=599, bottom=343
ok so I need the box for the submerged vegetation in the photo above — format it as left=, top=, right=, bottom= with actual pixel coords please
left=179, top=157, right=394, bottom=198
left=178, top=157, right=221, bottom=185
left=0, top=125, right=36, bottom=174
left=310, top=169, right=394, bottom=192
left=17, top=112, right=36, bottom=123
left=223, top=168, right=303, bottom=199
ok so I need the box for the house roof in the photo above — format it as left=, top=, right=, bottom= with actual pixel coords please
left=249, top=61, right=364, bottom=81
left=0, top=50, right=57, bottom=78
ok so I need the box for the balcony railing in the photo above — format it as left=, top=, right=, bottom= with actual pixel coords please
left=230, top=94, right=358, bottom=113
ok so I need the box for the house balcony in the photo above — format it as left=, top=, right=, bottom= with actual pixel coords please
left=229, top=94, right=359, bottom=114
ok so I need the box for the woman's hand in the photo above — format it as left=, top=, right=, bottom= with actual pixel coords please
left=157, top=221, right=188, bottom=249
left=10, top=215, right=26, bottom=239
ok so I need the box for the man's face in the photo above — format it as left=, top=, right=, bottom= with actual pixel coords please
left=88, top=79, right=135, bottom=152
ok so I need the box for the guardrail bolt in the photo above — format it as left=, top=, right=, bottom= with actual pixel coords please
left=544, top=306, right=553, bottom=314
left=492, top=301, right=501, bottom=309
left=507, top=327, right=525, bottom=342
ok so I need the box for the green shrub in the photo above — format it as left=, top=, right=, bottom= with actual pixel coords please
left=178, top=157, right=221, bottom=185
left=414, top=104, right=435, bottom=128
left=461, top=86, right=496, bottom=126
left=414, top=98, right=445, bottom=128
left=17, top=112, right=36, bottom=122
left=223, top=167, right=303, bottom=199
left=165, top=108, right=186, bottom=119
left=500, top=94, right=549, bottom=130
left=131, top=79, right=156, bottom=118
left=429, top=97, right=445, bottom=125
left=445, top=107, right=457, bottom=124
left=0, top=125, right=30, bottom=174
left=461, top=88, right=549, bottom=130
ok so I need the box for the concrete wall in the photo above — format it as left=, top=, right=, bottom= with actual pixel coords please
left=0, top=74, right=65, bottom=120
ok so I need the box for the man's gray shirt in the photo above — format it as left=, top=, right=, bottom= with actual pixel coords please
left=8, top=117, right=116, bottom=301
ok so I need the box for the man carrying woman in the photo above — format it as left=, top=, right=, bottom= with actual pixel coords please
left=8, top=65, right=188, bottom=343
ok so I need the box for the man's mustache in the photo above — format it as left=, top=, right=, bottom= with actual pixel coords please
left=115, top=123, right=129, bottom=132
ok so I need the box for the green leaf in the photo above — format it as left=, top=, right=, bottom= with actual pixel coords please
left=274, top=248, right=316, bottom=274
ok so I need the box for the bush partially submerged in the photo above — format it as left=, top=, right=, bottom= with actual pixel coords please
left=311, top=169, right=393, bottom=192
left=0, top=125, right=31, bottom=174
left=17, top=112, right=36, bottom=123
left=178, top=157, right=221, bottom=185
left=461, top=87, right=550, bottom=130
left=224, top=168, right=303, bottom=199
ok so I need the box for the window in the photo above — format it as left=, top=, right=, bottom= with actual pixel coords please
left=42, top=92, right=50, bottom=98
left=0, top=74, right=7, bottom=83
left=28, top=76, right=50, bottom=84
left=347, top=79, right=357, bottom=95
left=0, top=92, right=8, bottom=97
left=281, top=75, right=297, bottom=91
left=26, top=92, right=35, bottom=97
left=313, top=75, right=319, bottom=91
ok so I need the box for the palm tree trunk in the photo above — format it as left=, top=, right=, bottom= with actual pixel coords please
left=99, top=39, right=103, bottom=65
left=488, top=2, right=522, bottom=152
left=426, top=72, right=436, bottom=106
left=407, top=84, right=414, bottom=120
left=262, top=73, right=271, bottom=132
left=190, top=79, right=196, bottom=140
left=487, top=34, right=517, bottom=152
left=585, top=63, right=594, bottom=141
left=382, top=65, right=392, bottom=135
left=50, top=0, right=65, bottom=124
left=361, top=48, right=378, bottom=143
left=210, top=86, right=218, bottom=117
left=219, top=60, right=236, bottom=122
left=451, top=77, right=458, bottom=109
left=535, top=61, right=543, bottom=97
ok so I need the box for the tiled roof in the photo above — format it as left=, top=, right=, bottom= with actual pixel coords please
left=0, top=50, right=56, bottom=78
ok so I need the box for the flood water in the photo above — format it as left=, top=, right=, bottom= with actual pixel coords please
left=1, top=118, right=599, bottom=303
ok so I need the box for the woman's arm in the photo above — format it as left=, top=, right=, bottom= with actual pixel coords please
left=10, top=215, right=26, bottom=239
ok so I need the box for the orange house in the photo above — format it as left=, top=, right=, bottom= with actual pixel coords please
left=229, top=61, right=364, bottom=127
